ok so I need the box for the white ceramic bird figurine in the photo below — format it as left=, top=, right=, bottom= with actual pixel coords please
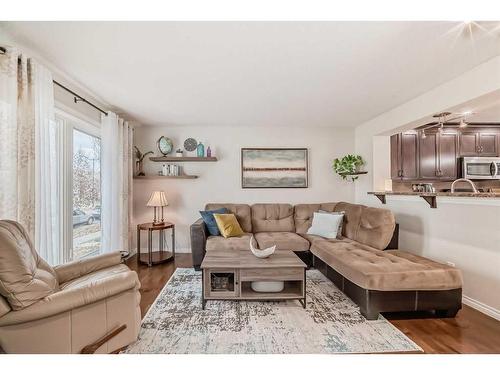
left=249, top=236, right=276, bottom=258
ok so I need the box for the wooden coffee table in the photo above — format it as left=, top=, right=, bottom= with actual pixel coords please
left=200, top=250, right=307, bottom=309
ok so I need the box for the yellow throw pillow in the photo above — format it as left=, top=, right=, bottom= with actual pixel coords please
left=213, top=213, right=245, bottom=238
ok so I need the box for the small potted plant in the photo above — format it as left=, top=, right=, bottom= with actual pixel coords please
left=134, top=146, right=153, bottom=176
left=332, top=154, right=365, bottom=182
left=175, top=148, right=183, bottom=157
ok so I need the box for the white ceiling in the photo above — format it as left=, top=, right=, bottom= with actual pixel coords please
left=2, top=21, right=500, bottom=127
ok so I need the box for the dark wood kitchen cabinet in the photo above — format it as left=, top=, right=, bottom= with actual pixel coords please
left=418, top=131, right=458, bottom=180
left=459, top=130, right=498, bottom=157
left=418, top=131, right=438, bottom=179
left=391, top=132, right=419, bottom=180
left=391, top=127, right=499, bottom=182
left=439, top=132, right=459, bottom=179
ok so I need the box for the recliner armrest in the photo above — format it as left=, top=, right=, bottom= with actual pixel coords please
left=190, top=218, right=208, bottom=269
left=54, top=252, right=123, bottom=284
left=0, top=270, right=140, bottom=327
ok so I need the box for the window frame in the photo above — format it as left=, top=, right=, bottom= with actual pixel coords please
left=55, top=107, right=101, bottom=262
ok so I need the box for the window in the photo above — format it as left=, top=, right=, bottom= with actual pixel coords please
left=56, top=109, right=102, bottom=262
left=72, top=129, right=101, bottom=259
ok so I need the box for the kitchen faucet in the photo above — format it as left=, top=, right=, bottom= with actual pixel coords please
left=451, top=178, right=478, bottom=193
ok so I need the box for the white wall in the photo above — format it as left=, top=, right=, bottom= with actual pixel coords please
left=133, top=126, right=355, bottom=253
left=354, top=56, right=500, bottom=319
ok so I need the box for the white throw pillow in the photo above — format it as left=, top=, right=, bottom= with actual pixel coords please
left=318, top=210, right=345, bottom=238
left=307, top=212, right=344, bottom=239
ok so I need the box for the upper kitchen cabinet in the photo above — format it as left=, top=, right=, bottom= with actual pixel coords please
left=391, top=132, right=419, bottom=180
left=418, top=130, right=458, bottom=180
left=438, top=132, right=459, bottom=179
left=418, top=131, right=438, bottom=179
left=459, top=129, right=498, bottom=157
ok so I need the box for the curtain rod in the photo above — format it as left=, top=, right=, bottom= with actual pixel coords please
left=0, top=46, right=108, bottom=116
left=53, top=81, right=108, bottom=116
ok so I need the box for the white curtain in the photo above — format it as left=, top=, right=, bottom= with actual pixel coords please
left=0, top=47, right=61, bottom=264
left=101, top=112, right=133, bottom=253
left=34, top=63, right=61, bottom=265
left=0, top=49, right=36, bottom=237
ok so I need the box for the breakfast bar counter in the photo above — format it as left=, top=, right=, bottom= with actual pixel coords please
left=368, top=191, right=500, bottom=208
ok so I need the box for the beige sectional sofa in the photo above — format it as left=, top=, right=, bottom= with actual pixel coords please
left=191, top=202, right=463, bottom=319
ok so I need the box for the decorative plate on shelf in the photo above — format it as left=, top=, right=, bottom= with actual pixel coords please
left=183, top=137, right=198, bottom=152
left=157, top=136, right=174, bottom=155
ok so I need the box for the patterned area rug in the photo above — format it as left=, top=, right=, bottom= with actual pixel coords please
left=123, top=268, right=422, bottom=354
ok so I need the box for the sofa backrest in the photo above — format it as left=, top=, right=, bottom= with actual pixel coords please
left=251, top=204, right=295, bottom=233
left=355, top=206, right=396, bottom=250
left=333, top=202, right=364, bottom=240
left=204, top=201, right=395, bottom=250
left=294, top=203, right=337, bottom=234
left=294, top=202, right=395, bottom=250
left=205, top=203, right=253, bottom=232
left=0, top=220, right=59, bottom=311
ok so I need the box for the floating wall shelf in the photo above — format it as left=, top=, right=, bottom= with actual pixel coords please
left=149, top=156, right=218, bottom=162
left=338, top=171, right=368, bottom=176
left=134, top=175, right=198, bottom=180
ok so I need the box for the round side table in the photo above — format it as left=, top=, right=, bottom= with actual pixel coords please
left=137, top=222, right=175, bottom=267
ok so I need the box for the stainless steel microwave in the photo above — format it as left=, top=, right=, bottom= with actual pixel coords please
left=461, top=157, right=500, bottom=180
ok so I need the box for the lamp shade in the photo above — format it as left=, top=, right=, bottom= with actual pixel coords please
left=146, top=191, right=168, bottom=207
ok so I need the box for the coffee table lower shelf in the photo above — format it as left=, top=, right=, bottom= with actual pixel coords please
left=201, top=268, right=306, bottom=309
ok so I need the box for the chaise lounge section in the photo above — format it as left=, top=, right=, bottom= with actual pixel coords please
left=190, top=202, right=463, bottom=319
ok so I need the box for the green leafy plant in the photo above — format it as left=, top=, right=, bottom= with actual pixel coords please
left=134, top=146, right=153, bottom=162
left=332, top=154, right=365, bottom=181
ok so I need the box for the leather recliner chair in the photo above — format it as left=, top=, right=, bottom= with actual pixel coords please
left=0, top=220, right=142, bottom=353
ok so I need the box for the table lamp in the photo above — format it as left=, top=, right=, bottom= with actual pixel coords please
left=146, top=191, right=168, bottom=225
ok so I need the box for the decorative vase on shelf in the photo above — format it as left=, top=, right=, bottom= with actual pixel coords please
left=206, top=146, right=212, bottom=157
left=197, top=142, right=205, bottom=157
left=135, top=160, right=145, bottom=176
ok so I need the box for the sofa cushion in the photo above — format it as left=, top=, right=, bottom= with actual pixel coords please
left=254, top=232, right=310, bottom=252
left=298, top=233, right=326, bottom=245
left=205, top=204, right=252, bottom=232
left=311, top=240, right=463, bottom=291
left=0, top=221, right=59, bottom=310
left=251, top=204, right=295, bottom=232
left=293, top=203, right=337, bottom=233
left=356, top=206, right=395, bottom=250
left=333, top=202, right=363, bottom=239
left=0, top=296, right=11, bottom=318
left=206, top=233, right=253, bottom=251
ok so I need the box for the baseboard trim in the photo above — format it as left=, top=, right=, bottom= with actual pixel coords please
left=463, top=295, right=500, bottom=321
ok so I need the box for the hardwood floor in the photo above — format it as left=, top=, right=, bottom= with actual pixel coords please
left=126, top=254, right=500, bottom=354
left=127, top=253, right=193, bottom=317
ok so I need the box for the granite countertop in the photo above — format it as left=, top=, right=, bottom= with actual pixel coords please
left=368, top=191, right=500, bottom=198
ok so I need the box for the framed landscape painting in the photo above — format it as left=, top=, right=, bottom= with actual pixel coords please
left=241, top=148, right=308, bottom=188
